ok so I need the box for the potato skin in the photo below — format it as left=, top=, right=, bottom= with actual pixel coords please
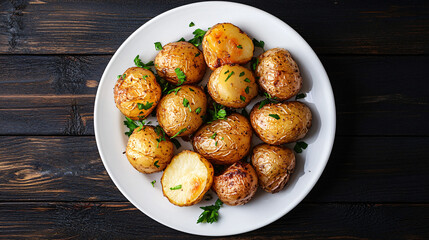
left=125, top=126, right=174, bottom=174
left=156, top=85, right=207, bottom=137
left=250, top=101, right=312, bottom=145
left=192, top=113, right=252, bottom=165
left=155, top=41, right=206, bottom=84
left=255, top=48, right=302, bottom=100
left=208, top=64, right=258, bottom=108
left=251, top=144, right=295, bottom=193
left=114, top=67, right=162, bottom=120
left=212, top=161, right=258, bottom=206
left=161, top=150, right=214, bottom=206
left=202, top=23, right=254, bottom=70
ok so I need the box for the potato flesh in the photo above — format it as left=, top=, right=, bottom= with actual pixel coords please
left=162, top=151, right=213, bottom=206
left=203, top=23, right=254, bottom=69
left=208, top=65, right=258, bottom=108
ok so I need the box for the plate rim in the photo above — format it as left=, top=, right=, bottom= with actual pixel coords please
left=94, top=1, right=336, bottom=236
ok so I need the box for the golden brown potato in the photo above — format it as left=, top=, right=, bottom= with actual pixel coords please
left=202, top=23, right=254, bottom=70
left=161, top=150, right=214, bottom=206
left=251, top=144, right=296, bottom=193
left=208, top=64, right=258, bottom=108
left=156, top=85, right=207, bottom=137
left=114, top=67, right=162, bottom=120
left=212, top=161, right=258, bottom=206
left=155, top=41, right=206, bottom=84
left=192, top=113, right=252, bottom=165
left=125, top=126, right=174, bottom=174
left=255, top=48, right=302, bottom=100
left=250, top=101, right=312, bottom=145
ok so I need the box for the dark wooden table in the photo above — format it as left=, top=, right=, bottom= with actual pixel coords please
left=1, top=0, right=428, bottom=239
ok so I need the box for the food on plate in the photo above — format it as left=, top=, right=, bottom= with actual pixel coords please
left=251, top=144, right=296, bottom=193
left=207, top=64, right=258, bottom=108
left=212, top=161, right=258, bottom=206
left=125, top=125, right=174, bottom=173
left=161, top=150, right=214, bottom=206
left=202, top=23, right=254, bottom=70
left=255, top=48, right=302, bottom=100
left=155, top=41, right=206, bottom=85
left=156, top=85, right=207, bottom=137
left=250, top=101, right=312, bottom=145
left=114, top=67, right=161, bottom=120
left=192, top=113, right=252, bottom=165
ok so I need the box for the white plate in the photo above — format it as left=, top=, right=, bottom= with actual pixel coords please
left=94, top=1, right=335, bottom=236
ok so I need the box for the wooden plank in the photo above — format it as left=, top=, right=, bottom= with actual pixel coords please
left=0, top=136, right=428, bottom=202
left=0, top=55, right=428, bottom=136
left=0, top=0, right=428, bottom=54
left=0, top=202, right=427, bottom=239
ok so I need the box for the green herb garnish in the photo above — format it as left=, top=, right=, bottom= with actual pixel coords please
left=210, top=132, right=217, bottom=139
left=189, top=88, right=195, bottom=92
left=225, top=71, right=234, bottom=82
left=151, top=180, right=156, bottom=187
left=123, top=117, right=146, bottom=136
left=258, top=92, right=279, bottom=109
left=183, top=98, right=192, bottom=112
left=245, top=86, right=250, bottom=94
left=134, top=55, right=154, bottom=70
left=269, top=114, right=280, bottom=120
left=138, top=102, right=153, bottom=110
left=177, top=37, right=186, bottom=42
left=154, top=125, right=167, bottom=148
left=241, top=108, right=249, bottom=118
left=207, top=103, right=227, bottom=123
left=237, top=45, right=242, bottom=49
left=197, top=199, right=223, bottom=224
left=195, top=107, right=202, bottom=114
left=170, top=185, right=182, bottom=190
left=154, top=160, right=160, bottom=168
left=171, top=138, right=181, bottom=149
left=295, top=93, right=306, bottom=99
left=168, top=87, right=181, bottom=95
left=252, top=38, right=265, bottom=49
left=189, top=22, right=195, bottom=27
left=239, top=72, right=245, bottom=77
left=188, top=28, right=207, bottom=47
left=251, top=57, right=259, bottom=71
left=244, top=78, right=251, bottom=83
left=175, top=68, right=186, bottom=85
left=154, top=42, right=163, bottom=50
left=171, top=127, right=187, bottom=138
left=294, top=141, right=308, bottom=153
left=240, top=95, right=246, bottom=102
left=215, top=141, right=218, bottom=146
left=195, top=52, right=201, bottom=57
left=224, top=70, right=230, bottom=74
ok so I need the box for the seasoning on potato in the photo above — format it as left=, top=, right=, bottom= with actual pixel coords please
left=202, top=23, right=254, bottom=70
left=114, top=67, right=162, bottom=120
left=255, top=48, right=302, bottom=100
left=207, top=64, right=258, bottom=108
left=251, top=144, right=296, bottom=193
left=250, top=101, right=312, bottom=145
left=125, top=125, right=174, bottom=174
left=155, top=41, right=206, bottom=85
left=161, top=150, right=214, bottom=206
left=212, top=161, right=258, bottom=206
left=192, top=113, right=252, bottom=165
left=157, top=85, right=207, bottom=137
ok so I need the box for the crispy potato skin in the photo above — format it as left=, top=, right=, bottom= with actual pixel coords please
left=155, top=42, right=206, bottom=84
left=156, top=85, right=207, bottom=137
left=250, top=101, right=312, bottom=145
left=192, top=113, right=252, bottom=165
left=208, top=65, right=258, bottom=108
left=161, top=150, right=214, bottom=206
left=212, top=161, right=258, bottom=206
left=114, top=67, right=162, bottom=120
left=251, top=144, right=295, bottom=193
left=255, top=48, right=302, bottom=100
left=202, top=23, right=254, bottom=70
left=125, top=126, right=174, bottom=174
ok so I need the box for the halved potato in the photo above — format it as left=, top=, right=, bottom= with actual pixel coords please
left=202, top=23, right=254, bottom=70
left=161, top=150, right=214, bottom=206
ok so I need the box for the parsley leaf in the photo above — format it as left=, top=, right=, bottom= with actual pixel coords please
left=269, top=114, right=280, bottom=120
left=244, top=78, right=251, bottom=83
left=154, top=125, right=166, bottom=148
left=154, top=160, right=160, bottom=168
left=189, top=22, right=195, bottom=27
left=252, top=38, right=265, bottom=49
left=258, top=92, right=279, bottom=109
left=189, top=88, right=195, bottom=92
left=137, top=101, right=153, bottom=110
left=170, top=185, right=182, bottom=190
left=239, top=72, right=245, bottom=77
left=197, top=199, right=223, bottom=224
left=171, top=127, right=187, bottom=138
left=240, top=95, right=246, bottom=102
left=251, top=57, right=259, bottom=71
left=237, top=45, right=242, bottom=49
left=294, top=141, right=308, bottom=153
left=207, top=103, right=227, bottom=123
left=224, top=70, right=229, bottom=74
left=175, top=68, right=186, bottom=85
left=195, top=52, right=201, bottom=57
left=177, top=37, right=186, bottom=42
left=134, top=55, right=154, bottom=70
left=167, top=87, right=181, bottom=95
left=151, top=180, right=156, bottom=187
left=295, top=93, right=306, bottom=99
left=183, top=98, right=192, bottom=112
left=245, top=86, right=250, bottom=94
left=123, top=117, right=146, bottom=136
left=210, top=132, right=217, bottom=139
left=154, top=42, right=163, bottom=50
left=195, top=107, right=202, bottom=114
left=188, top=28, right=207, bottom=47
left=225, top=71, right=234, bottom=82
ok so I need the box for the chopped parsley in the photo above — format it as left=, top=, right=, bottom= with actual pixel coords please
left=177, top=37, right=186, bottom=42
left=167, top=87, right=181, bottom=95
left=244, top=78, right=251, bottom=83
left=138, top=101, right=153, bottom=110
left=224, top=70, right=230, bottom=74
left=294, top=141, right=308, bottom=153
left=183, top=98, right=192, bottom=112
left=210, top=132, right=217, bottom=139
left=197, top=199, right=223, bottom=224
left=295, top=93, right=307, bottom=100
left=251, top=57, right=259, bottom=71
left=237, top=45, right=242, bottom=49
left=252, top=38, right=265, bottom=49
left=195, top=52, right=201, bottom=57
left=142, top=75, right=148, bottom=80
left=269, top=114, right=280, bottom=120
left=123, top=117, right=146, bottom=136
left=117, top=73, right=126, bottom=79
left=259, top=92, right=279, bottom=109
left=154, top=160, right=160, bottom=168
left=189, top=22, right=195, bottom=27
left=171, top=127, right=187, bottom=138
left=175, top=68, right=186, bottom=85
left=207, top=103, right=227, bottom=123
left=154, top=125, right=167, bottom=148
left=239, top=72, right=245, bottom=77
left=195, top=107, right=202, bottom=114
left=188, top=28, right=207, bottom=47
left=215, top=141, right=218, bottom=146
left=241, top=108, right=249, bottom=118
left=225, top=71, right=235, bottom=82
left=154, top=42, right=163, bottom=50
left=170, top=185, right=182, bottom=190
left=151, top=180, right=156, bottom=187
left=189, top=88, right=195, bottom=92
left=245, top=86, right=250, bottom=94
left=171, top=138, right=181, bottom=149
left=240, top=95, right=246, bottom=102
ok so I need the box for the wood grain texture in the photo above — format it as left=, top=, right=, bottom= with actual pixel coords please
left=0, top=136, right=428, bottom=202
left=0, top=0, right=428, bottom=54
left=0, top=202, right=427, bottom=239
left=1, top=55, right=428, bottom=136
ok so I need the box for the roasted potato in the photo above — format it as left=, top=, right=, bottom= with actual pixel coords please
left=114, top=67, right=162, bottom=120
left=202, top=23, right=254, bottom=70
left=155, top=41, right=206, bottom=84
left=250, top=101, right=312, bottom=145
left=251, top=144, right=295, bottom=193
left=255, top=48, right=302, bottom=100
left=156, top=85, right=207, bottom=137
left=212, top=161, right=258, bottom=206
left=192, top=113, right=252, bottom=165
left=208, top=64, right=258, bottom=108
left=125, top=126, right=174, bottom=174
left=161, top=150, right=214, bottom=206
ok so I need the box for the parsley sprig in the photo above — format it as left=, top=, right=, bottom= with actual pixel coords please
left=134, top=55, right=154, bottom=70
left=154, top=125, right=167, bottom=148
left=207, top=103, right=227, bottom=123
left=188, top=28, right=207, bottom=47
left=259, top=92, right=279, bottom=109
left=294, top=141, right=308, bottom=153
left=123, top=117, right=146, bottom=136
left=197, top=199, right=223, bottom=224
left=252, top=38, right=265, bottom=49
left=175, top=68, right=186, bottom=85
